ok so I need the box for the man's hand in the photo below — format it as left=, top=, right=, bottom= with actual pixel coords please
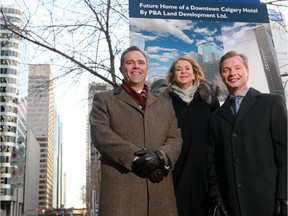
left=148, top=169, right=166, bottom=183
left=274, top=200, right=288, bottom=216
left=131, top=149, right=170, bottom=183
left=131, top=150, right=161, bottom=177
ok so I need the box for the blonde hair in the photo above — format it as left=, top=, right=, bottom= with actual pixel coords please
left=166, top=56, right=205, bottom=86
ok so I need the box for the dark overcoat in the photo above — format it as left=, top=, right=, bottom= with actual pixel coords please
left=208, top=88, right=287, bottom=216
left=89, top=86, right=182, bottom=216
left=167, top=81, right=219, bottom=216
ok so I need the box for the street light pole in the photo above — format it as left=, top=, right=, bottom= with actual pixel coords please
left=91, top=190, right=96, bottom=216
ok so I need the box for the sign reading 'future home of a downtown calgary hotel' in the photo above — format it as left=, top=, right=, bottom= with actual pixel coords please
left=129, top=0, right=285, bottom=98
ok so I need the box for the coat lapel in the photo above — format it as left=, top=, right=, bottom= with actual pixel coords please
left=114, top=86, right=157, bottom=111
left=234, top=88, right=261, bottom=126
left=218, top=88, right=261, bottom=126
left=145, top=91, right=157, bottom=108
left=114, top=86, right=141, bottom=110
left=219, top=97, right=235, bottom=125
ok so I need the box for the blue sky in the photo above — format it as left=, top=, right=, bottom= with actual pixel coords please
left=130, top=18, right=259, bottom=77
left=130, top=19, right=222, bottom=77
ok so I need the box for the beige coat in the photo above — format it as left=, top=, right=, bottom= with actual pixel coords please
left=89, top=86, right=182, bottom=216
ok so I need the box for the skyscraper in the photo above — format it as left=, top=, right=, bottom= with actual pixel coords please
left=0, top=4, right=23, bottom=216
left=198, top=42, right=223, bottom=63
left=245, top=25, right=285, bottom=97
left=86, top=83, right=112, bottom=215
left=24, top=129, right=40, bottom=215
left=26, top=64, right=55, bottom=210
left=53, top=113, right=63, bottom=209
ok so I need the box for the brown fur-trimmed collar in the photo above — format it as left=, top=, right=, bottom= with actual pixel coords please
left=198, top=81, right=219, bottom=104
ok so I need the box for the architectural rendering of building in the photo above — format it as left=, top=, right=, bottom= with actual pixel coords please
left=198, top=42, right=223, bottom=63
left=246, top=25, right=285, bottom=97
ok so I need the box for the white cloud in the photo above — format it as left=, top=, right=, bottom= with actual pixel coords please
left=147, top=46, right=179, bottom=63
left=130, top=18, right=194, bottom=44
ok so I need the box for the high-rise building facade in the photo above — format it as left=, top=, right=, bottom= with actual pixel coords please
left=245, top=25, right=285, bottom=97
left=198, top=42, right=223, bottom=63
left=0, top=4, right=23, bottom=216
left=26, top=64, right=55, bottom=210
left=24, top=129, right=40, bottom=215
left=86, top=83, right=112, bottom=215
left=53, top=113, right=63, bottom=209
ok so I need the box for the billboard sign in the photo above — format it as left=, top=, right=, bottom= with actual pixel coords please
left=129, top=0, right=284, bottom=98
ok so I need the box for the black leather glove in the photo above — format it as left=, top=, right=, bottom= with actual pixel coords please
left=131, top=149, right=170, bottom=183
left=148, top=168, right=166, bottom=183
left=147, top=150, right=171, bottom=183
left=274, top=199, right=288, bottom=216
left=212, top=196, right=228, bottom=216
left=131, top=149, right=161, bottom=178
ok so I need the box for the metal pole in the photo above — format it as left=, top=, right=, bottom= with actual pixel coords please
left=16, top=186, right=18, bottom=216
left=91, top=190, right=96, bottom=216
left=15, top=142, right=19, bottom=216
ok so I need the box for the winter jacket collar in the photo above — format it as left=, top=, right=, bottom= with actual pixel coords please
left=166, top=80, right=219, bottom=105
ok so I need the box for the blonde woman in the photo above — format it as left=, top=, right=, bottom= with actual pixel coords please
left=165, top=56, right=219, bottom=216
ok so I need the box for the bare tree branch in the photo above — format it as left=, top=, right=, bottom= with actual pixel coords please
left=1, top=0, right=129, bottom=89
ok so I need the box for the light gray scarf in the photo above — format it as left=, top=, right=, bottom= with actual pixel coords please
left=171, top=80, right=199, bottom=104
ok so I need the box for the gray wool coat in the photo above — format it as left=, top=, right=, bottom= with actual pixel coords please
left=89, top=86, right=182, bottom=216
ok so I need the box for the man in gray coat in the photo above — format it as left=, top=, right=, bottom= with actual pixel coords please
left=208, top=51, right=287, bottom=216
left=89, top=46, right=182, bottom=216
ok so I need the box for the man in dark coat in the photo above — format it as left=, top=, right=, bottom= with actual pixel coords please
left=208, top=51, right=287, bottom=216
left=89, top=46, right=182, bottom=216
